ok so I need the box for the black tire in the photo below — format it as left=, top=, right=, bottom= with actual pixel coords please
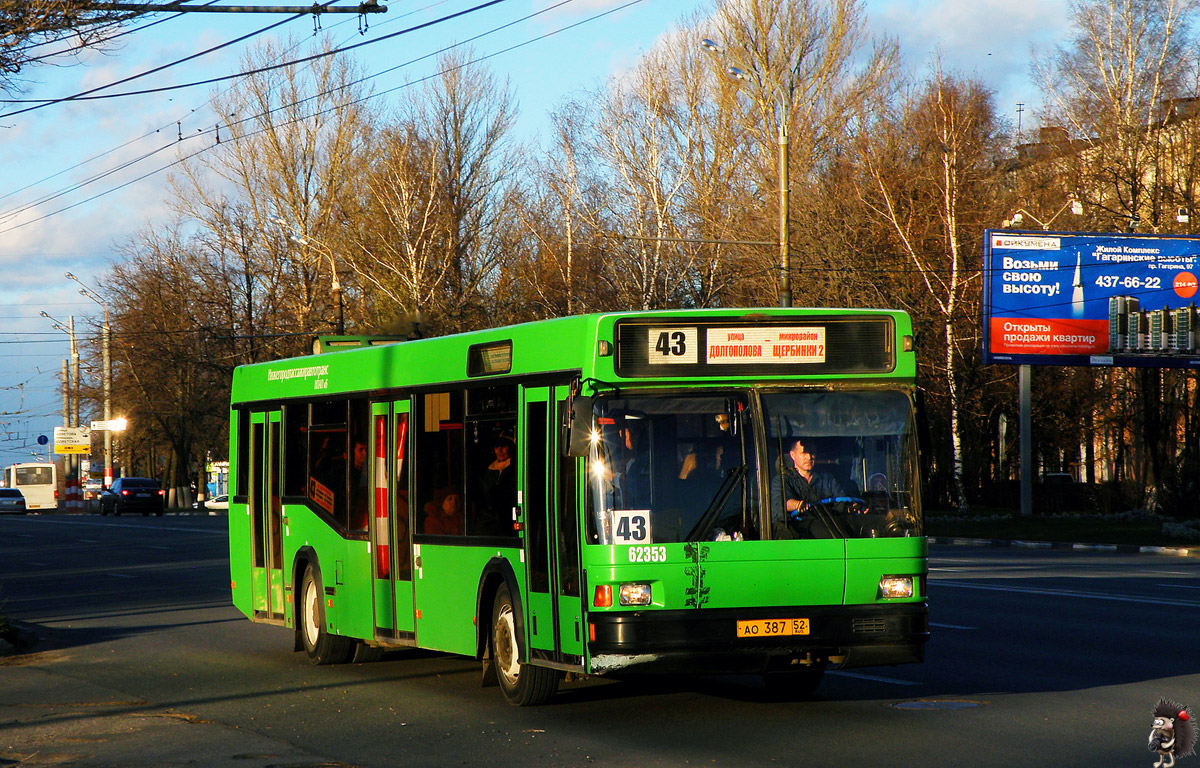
left=762, top=667, right=825, bottom=700
left=491, top=583, right=558, bottom=706
left=351, top=642, right=385, bottom=664
left=299, top=562, right=354, bottom=665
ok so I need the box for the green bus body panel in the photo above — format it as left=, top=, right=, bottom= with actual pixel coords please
left=526, top=591, right=555, bottom=650
left=588, top=541, right=846, bottom=609
left=229, top=500, right=252, bottom=617
left=584, top=538, right=925, bottom=613
left=413, top=544, right=522, bottom=656
left=843, top=537, right=927, bottom=604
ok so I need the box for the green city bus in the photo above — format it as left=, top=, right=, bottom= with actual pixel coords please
left=228, top=308, right=928, bottom=705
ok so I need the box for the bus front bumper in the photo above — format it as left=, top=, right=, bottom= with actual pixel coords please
left=585, top=602, right=928, bottom=675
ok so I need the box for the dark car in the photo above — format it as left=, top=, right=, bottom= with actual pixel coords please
left=100, top=477, right=165, bottom=516
left=0, top=488, right=27, bottom=514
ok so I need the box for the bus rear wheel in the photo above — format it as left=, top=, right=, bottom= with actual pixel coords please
left=300, top=562, right=354, bottom=665
left=491, top=584, right=557, bottom=706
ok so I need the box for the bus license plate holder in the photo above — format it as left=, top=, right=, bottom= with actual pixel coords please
left=736, top=618, right=809, bottom=638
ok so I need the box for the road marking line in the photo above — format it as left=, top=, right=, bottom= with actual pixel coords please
left=829, top=670, right=921, bottom=686
left=935, top=580, right=1200, bottom=607
left=109, top=573, right=138, bottom=579
left=929, top=622, right=975, bottom=630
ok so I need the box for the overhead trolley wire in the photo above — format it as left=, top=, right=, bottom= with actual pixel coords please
left=0, top=4, right=323, bottom=117
left=0, top=0, right=451, bottom=208
left=0, top=0, right=514, bottom=116
left=0, top=0, right=645, bottom=237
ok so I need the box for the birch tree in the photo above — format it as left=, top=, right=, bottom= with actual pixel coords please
left=856, top=71, right=1001, bottom=511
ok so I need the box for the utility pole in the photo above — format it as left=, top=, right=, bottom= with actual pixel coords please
left=102, top=309, right=113, bottom=487
left=81, top=1, right=386, bottom=13
left=68, top=273, right=117, bottom=487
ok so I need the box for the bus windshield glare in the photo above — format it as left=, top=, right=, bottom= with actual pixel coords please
left=587, top=390, right=921, bottom=544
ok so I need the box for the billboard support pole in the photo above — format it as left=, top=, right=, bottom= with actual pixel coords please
left=1019, top=364, right=1033, bottom=517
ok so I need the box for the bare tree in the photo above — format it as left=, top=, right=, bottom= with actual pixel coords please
left=1032, top=0, right=1199, bottom=227
left=855, top=70, right=1003, bottom=511
left=0, top=0, right=152, bottom=92
left=172, top=36, right=377, bottom=338
left=345, top=48, right=518, bottom=335
left=1030, top=0, right=1200, bottom=511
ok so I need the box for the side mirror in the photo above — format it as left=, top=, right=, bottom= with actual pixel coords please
left=563, top=395, right=594, bottom=457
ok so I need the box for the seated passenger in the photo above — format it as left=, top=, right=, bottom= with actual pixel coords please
left=424, top=491, right=463, bottom=535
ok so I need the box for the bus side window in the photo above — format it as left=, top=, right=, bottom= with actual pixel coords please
left=416, top=392, right=465, bottom=537
left=348, top=400, right=369, bottom=531
left=282, top=404, right=307, bottom=498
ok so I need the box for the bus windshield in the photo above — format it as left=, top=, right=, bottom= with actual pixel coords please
left=761, top=390, right=921, bottom=540
left=587, top=393, right=757, bottom=544
left=586, top=389, right=921, bottom=544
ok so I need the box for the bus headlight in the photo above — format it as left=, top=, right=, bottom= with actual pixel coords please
left=619, top=583, right=652, bottom=606
left=878, top=575, right=914, bottom=599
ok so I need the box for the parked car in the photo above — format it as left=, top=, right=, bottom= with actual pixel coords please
left=0, top=488, right=27, bottom=514
left=196, top=494, right=229, bottom=514
left=100, top=477, right=165, bottom=516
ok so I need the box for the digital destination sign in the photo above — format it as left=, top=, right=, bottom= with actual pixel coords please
left=982, top=230, right=1200, bottom=368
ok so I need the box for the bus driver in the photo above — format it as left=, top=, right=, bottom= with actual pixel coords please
left=769, top=437, right=849, bottom=535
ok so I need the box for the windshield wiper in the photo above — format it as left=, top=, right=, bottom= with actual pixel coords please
left=685, top=465, right=747, bottom=541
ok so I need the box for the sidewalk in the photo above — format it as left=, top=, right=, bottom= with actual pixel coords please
left=1, top=630, right=337, bottom=768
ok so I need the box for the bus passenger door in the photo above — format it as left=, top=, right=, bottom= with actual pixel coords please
left=249, top=410, right=285, bottom=622
left=370, top=400, right=414, bottom=640
left=521, top=386, right=584, bottom=665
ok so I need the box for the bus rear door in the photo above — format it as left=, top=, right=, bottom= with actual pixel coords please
left=521, top=385, right=584, bottom=667
left=249, top=410, right=285, bottom=622
left=369, top=400, right=415, bottom=641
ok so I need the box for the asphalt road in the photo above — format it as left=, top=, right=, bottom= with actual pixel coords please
left=1, top=514, right=1198, bottom=767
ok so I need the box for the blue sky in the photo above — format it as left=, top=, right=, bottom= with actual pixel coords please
left=0, top=0, right=1071, bottom=470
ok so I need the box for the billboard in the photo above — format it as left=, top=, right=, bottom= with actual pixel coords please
left=983, top=230, right=1200, bottom=367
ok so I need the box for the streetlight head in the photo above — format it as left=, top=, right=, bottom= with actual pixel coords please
left=701, top=38, right=722, bottom=53
left=726, top=65, right=749, bottom=82
left=1011, top=212, right=1024, bottom=225
left=39, top=311, right=50, bottom=319
left=65, top=272, right=76, bottom=280
left=1070, top=201, right=1083, bottom=215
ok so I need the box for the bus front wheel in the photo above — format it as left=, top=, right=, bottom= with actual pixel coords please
left=300, top=562, right=354, bottom=665
left=491, top=584, right=558, bottom=706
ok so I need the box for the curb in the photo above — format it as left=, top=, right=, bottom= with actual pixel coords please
left=928, top=536, right=1197, bottom=557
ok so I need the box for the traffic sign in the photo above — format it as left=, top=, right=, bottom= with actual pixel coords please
left=54, top=426, right=90, bottom=455
left=89, top=418, right=128, bottom=431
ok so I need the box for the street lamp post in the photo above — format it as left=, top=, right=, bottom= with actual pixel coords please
left=66, top=272, right=116, bottom=487
left=273, top=219, right=345, bottom=334
left=41, top=309, right=81, bottom=509
left=702, top=37, right=792, bottom=308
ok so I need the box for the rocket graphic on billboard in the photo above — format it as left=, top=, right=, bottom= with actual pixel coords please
left=983, top=231, right=1200, bottom=368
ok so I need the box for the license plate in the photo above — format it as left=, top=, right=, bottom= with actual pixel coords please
left=137, top=493, right=151, bottom=498
left=736, top=618, right=809, bottom=638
